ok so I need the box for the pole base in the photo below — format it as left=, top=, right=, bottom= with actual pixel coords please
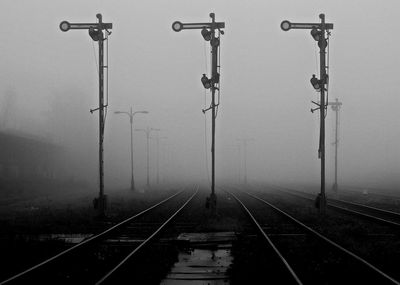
left=93, top=194, right=107, bottom=218
left=314, top=193, right=326, bottom=214
left=332, top=183, right=338, bottom=193
left=206, top=193, right=217, bottom=215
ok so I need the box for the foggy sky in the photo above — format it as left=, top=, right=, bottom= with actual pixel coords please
left=1, top=0, right=400, bottom=190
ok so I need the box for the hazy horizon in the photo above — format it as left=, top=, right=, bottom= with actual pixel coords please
left=1, top=0, right=399, bottom=191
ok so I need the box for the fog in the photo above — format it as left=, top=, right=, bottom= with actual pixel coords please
left=1, top=0, right=400, bottom=192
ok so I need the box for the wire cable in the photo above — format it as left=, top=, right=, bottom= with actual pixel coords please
left=203, top=40, right=211, bottom=185
left=324, top=32, right=331, bottom=118
left=92, top=41, right=99, bottom=75
left=103, top=31, right=110, bottom=132
left=215, top=29, right=222, bottom=118
left=338, top=105, right=340, bottom=139
left=314, top=44, right=319, bottom=78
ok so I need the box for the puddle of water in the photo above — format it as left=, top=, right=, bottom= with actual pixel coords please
left=10, top=234, right=92, bottom=244
left=48, top=234, right=91, bottom=243
left=161, top=232, right=234, bottom=285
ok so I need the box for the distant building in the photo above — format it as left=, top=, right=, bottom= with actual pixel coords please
left=0, top=131, right=63, bottom=180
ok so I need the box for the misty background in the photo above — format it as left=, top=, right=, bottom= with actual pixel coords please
left=1, top=0, right=399, bottom=192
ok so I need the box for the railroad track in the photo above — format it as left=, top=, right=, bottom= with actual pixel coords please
left=227, top=189, right=400, bottom=284
left=271, top=185, right=400, bottom=228
left=0, top=186, right=198, bottom=284
left=341, top=187, right=400, bottom=202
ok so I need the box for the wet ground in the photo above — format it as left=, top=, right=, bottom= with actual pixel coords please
left=161, top=232, right=235, bottom=284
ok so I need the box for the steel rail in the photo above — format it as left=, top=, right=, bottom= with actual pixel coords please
left=274, top=187, right=400, bottom=228
left=329, top=198, right=400, bottom=219
left=246, top=191, right=400, bottom=285
left=0, top=189, right=185, bottom=285
left=269, top=184, right=400, bottom=215
left=227, top=191, right=303, bottom=285
left=95, top=186, right=199, bottom=284
left=341, top=187, right=400, bottom=201
left=272, top=185, right=400, bottom=217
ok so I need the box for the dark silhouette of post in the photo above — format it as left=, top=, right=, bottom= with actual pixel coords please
left=281, top=14, right=333, bottom=214
left=153, top=135, right=167, bottom=184
left=60, top=14, right=112, bottom=218
left=172, top=13, right=225, bottom=213
left=114, top=107, right=148, bottom=191
left=237, top=143, right=242, bottom=184
left=319, top=14, right=327, bottom=213
left=237, top=138, right=254, bottom=184
left=129, top=109, right=134, bottom=190
left=136, top=127, right=159, bottom=187
left=328, top=98, right=342, bottom=193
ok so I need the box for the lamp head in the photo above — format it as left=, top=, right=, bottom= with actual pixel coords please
left=201, top=27, right=212, bottom=41
left=201, top=74, right=212, bottom=89
left=311, top=28, right=321, bottom=42
left=280, top=20, right=291, bottom=31
left=89, top=27, right=101, bottom=41
left=210, top=37, right=220, bottom=47
left=172, top=21, right=183, bottom=32
left=310, top=74, right=321, bottom=91
left=59, top=21, right=70, bottom=32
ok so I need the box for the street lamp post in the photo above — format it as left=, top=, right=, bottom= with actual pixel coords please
left=237, top=143, right=242, bottom=184
left=328, top=98, right=342, bottom=193
left=114, top=107, right=148, bottom=191
left=161, top=141, right=170, bottom=183
left=152, top=134, right=167, bottom=184
left=172, top=13, right=225, bottom=213
left=60, top=14, right=112, bottom=218
left=281, top=14, right=333, bottom=214
left=135, top=127, right=160, bottom=187
left=237, top=138, right=254, bottom=185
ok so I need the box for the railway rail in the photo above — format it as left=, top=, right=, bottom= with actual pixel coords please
left=227, top=191, right=303, bottom=284
left=271, top=185, right=400, bottom=228
left=341, top=187, right=400, bottom=202
left=0, top=186, right=198, bottom=284
left=227, top=189, right=400, bottom=284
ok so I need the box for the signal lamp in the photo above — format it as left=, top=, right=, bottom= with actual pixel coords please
left=310, top=28, right=321, bottom=42
left=201, top=27, right=212, bottom=41
left=310, top=74, right=321, bottom=91
left=280, top=20, right=291, bottom=31
left=59, top=21, right=70, bottom=32
left=318, top=38, right=327, bottom=49
left=201, top=74, right=212, bottom=89
left=172, top=21, right=183, bottom=32
left=89, top=27, right=101, bottom=41
left=212, top=73, right=220, bottom=84
left=210, top=38, right=220, bottom=47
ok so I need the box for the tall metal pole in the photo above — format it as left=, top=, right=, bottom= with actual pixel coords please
left=244, top=140, right=248, bottom=184
left=319, top=13, right=327, bottom=213
left=129, top=107, right=134, bottom=191
left=146, top=127, right=150, bottom=187
left=115, top=108, right=148, bottom=191
left=156, top=133, right=160, bottom=184
left=280, top=14, right=333, bottom=215
left=333, top=102, right=338, bottom=192
left=237, top=144, right=242, bottom=184
left=135, top=127, right=158, bottom=188
left=59, top=14, right=112, bottom=218
left=329, top=98, right=342, bottom=193
left=98, top=16, right=105, bottom=217
left=154, top=134, right=167, bottom=184
left=210, top=13, right=218, bottom=211
left=333, top=103, right=338, bottom=192
left=171, top=13, right=224, bottom=212
left=237, top=138, right=253, bottom=185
